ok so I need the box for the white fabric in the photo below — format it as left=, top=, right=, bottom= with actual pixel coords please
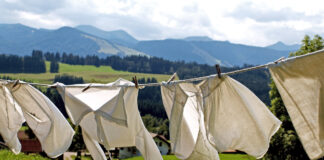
left=269, top=51, right=324, bottom=159
left=0, top=84, right=24, bottom=154
left=7, top=83, right=74, bottom=158
left=82, top=129, right=106, bottom=160
left=199, top=76, right=281, bottom=158
left=161, top=83, right=219, bottom=160
left=56, top=78, right=162, bottom=160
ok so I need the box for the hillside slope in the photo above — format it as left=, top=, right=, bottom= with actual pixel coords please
left=135, top=39, right=289, bottom=66
left=0, top=23, right=292, bottom=67
left=266, top=41, right=300, bottom=51
left=0, top=24, right=146, bottom=57
left=76, top=25, right=138, bottom=47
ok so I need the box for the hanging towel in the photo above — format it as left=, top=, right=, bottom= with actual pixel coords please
left=56, top=78, right=162, bottom=160
left=161, top=83, right=219, bottom=160
left=268, top=51, right=324, bottom=159
left=0, top=84, right=24, bottom=154
left=199, top=76, right=281, bottom=158
left=6, top=82, right=74, bottom=158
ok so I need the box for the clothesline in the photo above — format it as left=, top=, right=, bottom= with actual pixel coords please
left=0, top=61, right=280, bottom=88
left=1, top=48, right=323, bottom=88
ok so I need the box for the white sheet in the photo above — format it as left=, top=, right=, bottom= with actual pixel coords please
left=269, top=50, right=324, bottom=159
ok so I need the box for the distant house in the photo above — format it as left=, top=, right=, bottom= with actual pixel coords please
left=150, top=133, right=170, bottom=155
left=117, top=133, right=170, bottom=159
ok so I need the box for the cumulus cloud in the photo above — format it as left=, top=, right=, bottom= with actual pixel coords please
left=0, top=0, right=324, bottom=46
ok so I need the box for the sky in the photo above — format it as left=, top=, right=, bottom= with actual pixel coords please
left=1, top=0, right=324, bottom=46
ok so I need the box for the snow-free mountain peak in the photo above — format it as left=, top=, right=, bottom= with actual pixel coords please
left=183, top=36, right=213, bottom=41
left=75, top=25, right=138, bottom=46
left=266, top=41, right=300, bottom=51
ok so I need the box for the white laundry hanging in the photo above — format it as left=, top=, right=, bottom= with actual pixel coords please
left=269, top=50, right=324, bottom=159
left=56, top=78, right=162, bottom=160
left=0, top=83, right=24, bottom=154
left=199, top=76, right=281, bottom=159
left=6, top=82, right=74, bottom=158
left=161, top=83, right=219, bottom=160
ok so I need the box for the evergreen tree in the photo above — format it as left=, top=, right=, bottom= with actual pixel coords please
left=50, top=60, right=59, bottom=73
left=265, top=35, right=323, bottom=160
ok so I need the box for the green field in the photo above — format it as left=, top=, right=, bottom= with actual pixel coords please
left=121, top=154, right=256, bottom=160
left=0, top=150, right=50, bottom=160
left=0, top=62, right=172, bottom=84
left=0, top=149, right=257, bottom=160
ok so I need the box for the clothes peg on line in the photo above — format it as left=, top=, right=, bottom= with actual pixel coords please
left=82, top=84, right=92, bottom=92
left=167, top=72, right=177, bottom=83
left=12, top=80, right=20, bottom=88
left=215, top=64, right=222, bottom=78
left=132, top=76, right=138, bottom=89
left=274, top=57, right=285, bottom=64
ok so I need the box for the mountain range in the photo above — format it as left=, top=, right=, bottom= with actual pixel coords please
left=0, top=23, right=300, bottom=66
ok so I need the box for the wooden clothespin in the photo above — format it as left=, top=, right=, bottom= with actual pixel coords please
left=215, top=64, right=222, bottom=78
left=49, top=85, right=57, bottom=88
left=132, top=76, right=138, bottom=89
left=12, top=80, right=20, bottom=88
left=274, top=57, right=285, bottom=64
left=167, top=72, right=177, bottom=83
left=82, top=84, right=92, bottom=92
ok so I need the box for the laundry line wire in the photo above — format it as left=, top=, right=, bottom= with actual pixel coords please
left=0, top=61, right=276, bottom=88
left=0, top=62, right=275, bottom=89
left=1, top=48, right=323, bottom=88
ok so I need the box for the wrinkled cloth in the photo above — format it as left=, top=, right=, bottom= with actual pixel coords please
left=161, top=83, right=219, bottom=160
left=6, top=83, right=74, bottom=158
left=269, top=51, right=324, bottom=159
left=199, top=76, right=281, bottom=158
left=0, top=83, right=24, bottom=154
left=56, top=78, right=162, bottom=160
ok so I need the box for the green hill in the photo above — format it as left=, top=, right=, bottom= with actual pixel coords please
left=0, top=62, right=171, bottom=84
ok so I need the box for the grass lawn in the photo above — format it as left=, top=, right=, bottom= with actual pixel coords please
left=0, top=62, right=172, bottom=84
left=0, top=149, right=257, bottom=160
left=121, top=154, right=256, bottom=160
left=0, top=149, right=50, bottom=160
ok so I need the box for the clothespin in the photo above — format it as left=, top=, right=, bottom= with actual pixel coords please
left=215, top=64, right=222, bottom=78
left=49, top=85, right=57, bottom=88
left=167, top=72, right=177, bottom=83
left=274, top=57, right=285, bottom=64
left=12, top=80, right=20, bottom=88
left=82, top=84, right=92, bottom=92
left=132, top=76, right=138, bottom=89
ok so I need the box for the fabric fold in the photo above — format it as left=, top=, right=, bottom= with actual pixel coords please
left=7, top=83, right=74, bottom=158
left=269, top=50, right=324, bottom=159
left=161, top=83, right=219, bottom=160
left=200, top=76, right=281, bottom=158
left=82, top=129, right=106, bottom=160
left=0, top=84, right=24, bottom=154
left=57, top=78, right=162, bottom=160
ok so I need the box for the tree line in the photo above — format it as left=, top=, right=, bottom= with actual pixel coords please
left=0, top=50, right=46, bottom=73
left=0, top=50, right=272, bottom=104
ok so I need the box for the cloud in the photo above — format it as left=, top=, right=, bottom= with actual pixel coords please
left=2, top=0, right=66, bottom=14
left=228, top=2, right=305, bottom=22
left=0, top=0, right=324, bottom=46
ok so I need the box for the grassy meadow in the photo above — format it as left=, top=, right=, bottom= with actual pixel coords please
left=120, top=154, right=256, bottom=160
left=71, top=153, right=257, bottom=160
left=0, top=150, right=50, bottom=160
left=0, top=62, right=172, bottom=84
